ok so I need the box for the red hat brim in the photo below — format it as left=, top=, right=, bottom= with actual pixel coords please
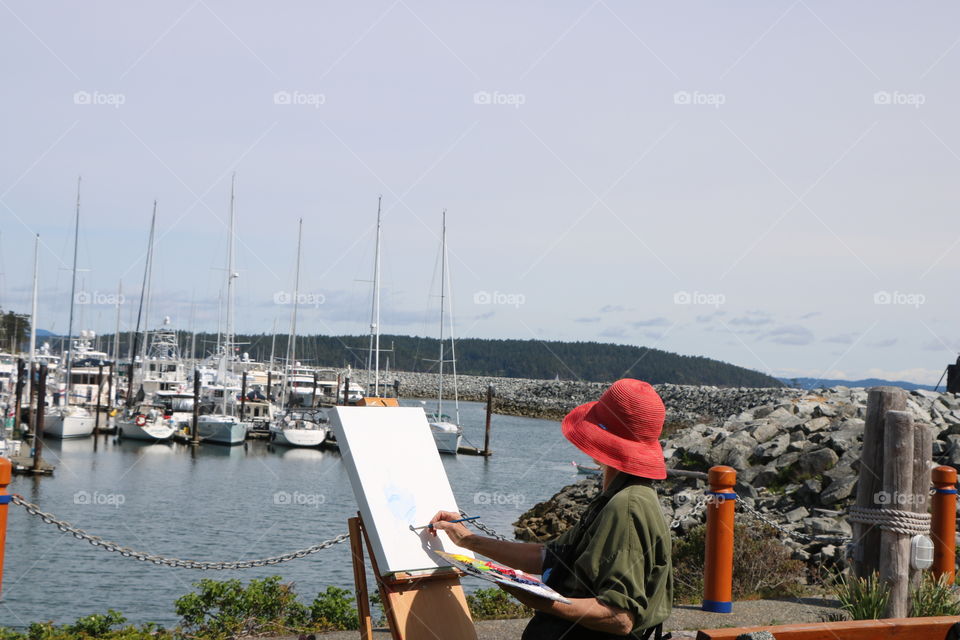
left=561, top=400, right=667, bottom=480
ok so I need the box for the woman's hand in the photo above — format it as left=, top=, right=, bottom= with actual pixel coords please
left=428, top=510, right=473, bottom=547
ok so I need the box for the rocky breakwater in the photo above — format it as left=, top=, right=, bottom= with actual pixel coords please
left=514, top=386, right=960, bottom=573
left=392, top=370, right=794, bottom=423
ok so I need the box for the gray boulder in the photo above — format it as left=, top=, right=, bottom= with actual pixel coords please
left=796, top=447, right=839, bottom=476
left=821, top=475, right=857, bottom=505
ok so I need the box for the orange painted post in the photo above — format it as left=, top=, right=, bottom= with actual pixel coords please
left=0, top=456, right=11, bottom=596
left=931, top=465, right=957, bottom=583
left=703, top=465, right=737, bottom=613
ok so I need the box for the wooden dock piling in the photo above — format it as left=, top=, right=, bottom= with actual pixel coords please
left=191, top=369, right=200, bottom=445
left=853, top=386, right=906, bottom=577
left=879, top=409, right=914, bottom=618
left=32, top=364, right=47, bottom=473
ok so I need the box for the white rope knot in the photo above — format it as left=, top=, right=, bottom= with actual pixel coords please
left=847, top=505, right=931, bottom=536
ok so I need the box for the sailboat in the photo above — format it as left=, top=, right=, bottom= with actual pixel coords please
left=427, top=211, right=462, bottom=455
left=44, top=178, right=95, bottom=439
left=196, top=175, right=248, bottom=445
left=269, top=219, right=328, bottom=448
left=115, top=203, right=178, bottom=443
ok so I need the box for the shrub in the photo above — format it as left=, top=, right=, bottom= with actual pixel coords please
left=310, top=586, right=359, bottom=630
left=175, top=576, right=359, bottom=637
left=672, top=523, right=806, bottom=604
left=831, top=572, right=889, bottom=620
left=466, top=587, right=533, bottom=620
left=910, top=573, right=960, bottom=617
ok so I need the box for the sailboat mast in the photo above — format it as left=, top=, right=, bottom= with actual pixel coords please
left=367, top=196, right=383, bottom=397
left=127, top=203, right=156, bottom=406
left=27, top=234, right=38, bottom=398
left=226, top=175, right=236, bottom=365
left=444, top=213, right=460, bottom=427
left=64, top=177, right=81, bottom=406
left=139, top=200, right=157, bottom=362
left=112, top=280, right=122, bottom=362
left=223, top=174, right=237, bottom=415
left=282, top=219, right=303, bottom=409
left=437, top=210, right=445, bottom=416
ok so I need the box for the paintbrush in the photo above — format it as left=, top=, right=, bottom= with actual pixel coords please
left=409, top=516, right=480, bottom=532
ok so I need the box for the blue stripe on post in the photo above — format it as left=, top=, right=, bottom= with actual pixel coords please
left=702, top=599, right=733, bottom=613
left=705, top=491, right=738, bottom=500
left=934, top=488, right=958, bottom=494
left=0, top=495, right=10, bottom=504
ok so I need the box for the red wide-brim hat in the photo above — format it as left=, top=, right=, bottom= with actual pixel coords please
left=561, top=378, right=667, bottom=479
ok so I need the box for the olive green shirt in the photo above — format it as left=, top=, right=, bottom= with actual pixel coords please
left=545, top=475, right=673, bottom=635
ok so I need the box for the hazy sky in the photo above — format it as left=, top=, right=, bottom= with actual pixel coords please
left=1, top=2, right=958, bottom=384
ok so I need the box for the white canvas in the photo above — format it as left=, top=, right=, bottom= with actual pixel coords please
left=330, top=406, right=475, bottom=575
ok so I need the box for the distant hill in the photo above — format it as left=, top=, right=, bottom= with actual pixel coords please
left=160, top=333, right=783, bottom=388
left=780, top=376, right=939, bottom=392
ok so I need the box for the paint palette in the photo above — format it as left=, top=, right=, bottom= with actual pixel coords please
left=435, top=551, right=571, bottom=604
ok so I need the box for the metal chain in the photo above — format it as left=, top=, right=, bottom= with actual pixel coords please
left=11, top=495, right=349, bottom=570
left=736, top=498, right=851, bottom=545
left=459, top=509, right=508, bottom=540
left=669, top=494, right=708, bottom=530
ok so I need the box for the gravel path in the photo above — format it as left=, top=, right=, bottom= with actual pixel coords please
left=310, top=596, right=841, bottom=639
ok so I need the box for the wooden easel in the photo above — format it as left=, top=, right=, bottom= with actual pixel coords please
left=348, top=515, right=477, bottom=640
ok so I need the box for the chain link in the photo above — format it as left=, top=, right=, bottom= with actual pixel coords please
left=459, top=509, right=508, bottom=540
left=11, top=495, right=349, bottom=570
left=669, top=494, right=708, bottom=530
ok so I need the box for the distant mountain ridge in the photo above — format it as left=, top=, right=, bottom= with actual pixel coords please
left=779, top=376, right=940, bottom=392
left=211, top=333, right=784, bottom=388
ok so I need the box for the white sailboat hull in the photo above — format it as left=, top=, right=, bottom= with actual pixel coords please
left=43, top=409, right=96, bottom=439
left=269, top=425, right=327, bottom=447
left=430, top=422, right=461, bottom=455
left=118, top=417, right=177, bottom=442
left=197, top=416, right=248, bottom=445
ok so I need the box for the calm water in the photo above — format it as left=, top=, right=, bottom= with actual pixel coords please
left=1, top=400, right=590, bottom=627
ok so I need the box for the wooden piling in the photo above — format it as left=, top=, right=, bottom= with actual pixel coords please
left=13, top=359, right=24, bottom=437
left=853, top=386, right=906, bottom=578
left=311, top=372, right=318, bottom=408
left=94, top=364, right=103, bottom=435
left=880, top=410, right=914, bottom=618
left=343, top=376, right=350, bottom=406
left=33, top=365, right=47, bottom=472
left=909, top=422, right=933, bottom=589
left=240, top=370, right=247, bottom=419
left=267, top=370, right=273, bottom=402
left=483, top=385, right=494, bottom=457
left=106, top=363, right=113, bottom=421
left=191, top=369, right=200, bottom=445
